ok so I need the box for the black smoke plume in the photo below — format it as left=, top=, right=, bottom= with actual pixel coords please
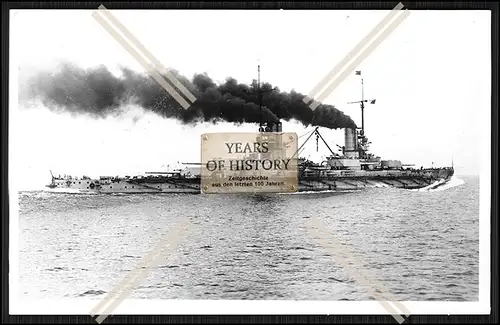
left=20, top=62, right=357, bottom=129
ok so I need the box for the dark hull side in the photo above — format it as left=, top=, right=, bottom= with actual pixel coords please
left=46, top=168, right=454, bottom=194
left=298, top=168, right=455, bottom=191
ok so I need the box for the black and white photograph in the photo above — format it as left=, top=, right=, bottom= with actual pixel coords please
left=9, top=4, right=491, bottom=319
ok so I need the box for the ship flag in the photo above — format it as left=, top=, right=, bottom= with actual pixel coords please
left=355, top=71, right=362, bottom=75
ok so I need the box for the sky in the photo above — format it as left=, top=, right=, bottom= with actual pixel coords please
left=10, top=9, right=491, bottom=189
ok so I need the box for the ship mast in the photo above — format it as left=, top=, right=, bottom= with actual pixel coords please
left=348, top=71, right=376, bottom=135
left=361, top=77, right=365, bottom=132
left=258, top=64, right=263, bottom=132
left=347, top=71, right=376, bottom=159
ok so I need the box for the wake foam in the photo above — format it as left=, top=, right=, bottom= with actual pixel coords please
left=410, top=175, right=465, bottom=192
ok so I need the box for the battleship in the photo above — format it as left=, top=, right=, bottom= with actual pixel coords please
left=45, top=70, right=454, bottom=194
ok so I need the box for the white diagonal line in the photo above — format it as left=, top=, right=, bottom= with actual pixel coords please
left=90, top=219, right=191, bottom=316
left=310, top=217, right=411, bottom=317
left=90, top=217, right=194, bottom=323
left=309, top=222, right=408, bottom=323
left=91, top=220, right=193, bottom=323
left=309, top=217, right=411, bottom=320
left=303, top=2, right=404, bottom=105
left=91, top=10, right=194, bottom=109
left=97, top=5, right=197, bottom=104
left=307, top=217, right=411, bottom=323
left=302, top=3, right=409, bottom=110
left=309, top=10, right=410, bottom=110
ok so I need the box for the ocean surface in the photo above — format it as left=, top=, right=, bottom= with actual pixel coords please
left=16, top=175, right=480, bottom=301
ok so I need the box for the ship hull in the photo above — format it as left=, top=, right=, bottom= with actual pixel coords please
left=298, top=168, right=455, bottom=191
left=45, top=168, right=454, bottom=194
